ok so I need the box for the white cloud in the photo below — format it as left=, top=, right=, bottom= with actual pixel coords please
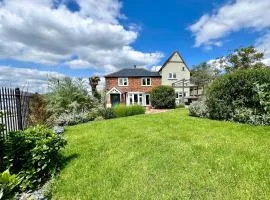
left=189, top=0, right=270, bottom=47
left=0, top=66, right=65, bottom=93
left=256, top=32, right=270, bottom=66
left=0, top=0, right=162, bottom=71
left=150, top=65, right=162, bottom=71
left=207, top=58, right=226, bottom=71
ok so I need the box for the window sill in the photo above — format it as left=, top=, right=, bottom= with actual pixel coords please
left=141, top=85, right=152, bottom=87
left=168, top=78, right=177, bottom=80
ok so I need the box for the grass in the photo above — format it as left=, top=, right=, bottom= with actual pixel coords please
left=52, top=109, right=270, bottom=199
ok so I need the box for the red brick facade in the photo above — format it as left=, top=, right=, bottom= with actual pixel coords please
left=105, top=77, right=161, bottom=93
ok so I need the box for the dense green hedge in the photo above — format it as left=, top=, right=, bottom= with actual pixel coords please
left=151, top=86, right=176, bottom=109
left=112, top=104, right=145, bottom=118
left=1, top=126, right=67, bottom=192
left=205, top=68, right=270, bottom=124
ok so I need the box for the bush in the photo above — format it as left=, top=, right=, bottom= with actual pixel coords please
left=151, top=86, right=176, bottom=109
left=176, top=103, right=185, bottom=108
left=98, top=107, right=115, bottom=119
left=206, top=68, right=270, bottom=124
left=189, top=101, right=209, bottom=118
left=3, top=125, right=67, bottom=190
left=45, top=77, right=97, bottom=118
left=113, top=104, right=145, bottom=118
left=0, top=169, right=20, bottom=199
left=29, top=94, right=49, bottom=126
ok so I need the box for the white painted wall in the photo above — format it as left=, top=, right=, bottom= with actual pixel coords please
left=160, top=52, right=190, bottom=86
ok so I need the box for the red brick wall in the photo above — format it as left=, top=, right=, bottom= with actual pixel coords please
left=105, top=77, right=161, bottom=93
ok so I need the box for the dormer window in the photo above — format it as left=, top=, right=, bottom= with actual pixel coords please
left=141, top=78, right=151, bottom=86
left=118, top=78, right=128, bottom=86
left=168, top=73, right=176, bottom=79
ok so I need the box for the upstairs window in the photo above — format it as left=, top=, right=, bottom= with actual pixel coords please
left=118, top=78, right=128, bottom=86
left=182, top=67, right=185, bottom=71
left=168, top=72, right=176, bottom=79
left=141, top=78, right=151, bottom=86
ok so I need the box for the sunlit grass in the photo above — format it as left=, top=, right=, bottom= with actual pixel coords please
left=52, top=109, right=270, bottom=199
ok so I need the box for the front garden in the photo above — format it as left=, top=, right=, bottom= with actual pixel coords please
left=52, top=109, right=270, bottom=199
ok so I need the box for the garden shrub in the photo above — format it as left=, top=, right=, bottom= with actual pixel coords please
left=176, top=103, right=185, bottom=108
left=151, top=86, right=176, bottom=109
left=3, top=125, right=67, bottom=190
left=189, top=101, right=209, bottom=118
left=113, top=104, right=145, bottom=118
left=0, top=169, right=20, bottom=199
left=206, top=68, right=270, bottom=125
left=98, top=107, right=115, bottom=119
left=29, top=93, right=49, bottom=126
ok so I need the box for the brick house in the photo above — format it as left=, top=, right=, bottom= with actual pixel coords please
left=105, top=68, right=161, bottom=107
left=105, top=51, right=201, bottom=107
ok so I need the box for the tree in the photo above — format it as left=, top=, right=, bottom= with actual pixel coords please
left=221, top=46, right=266, bottom=72
left=45, top=77, right=95, bottom=117
left=191, top=62, right=220, bottom=90
left=89, top=76, right=101, bottom=101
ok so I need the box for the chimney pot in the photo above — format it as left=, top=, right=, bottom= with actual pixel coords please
left=134, top=65, right=136, bottom=69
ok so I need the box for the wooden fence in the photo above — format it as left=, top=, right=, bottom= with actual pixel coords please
left=0, top=87, right=32, bottom=137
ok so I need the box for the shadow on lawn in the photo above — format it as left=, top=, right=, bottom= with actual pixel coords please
left=60, top=153, right=79, bottom=170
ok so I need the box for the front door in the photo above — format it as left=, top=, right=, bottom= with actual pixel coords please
left=111, top=94, right=120, bottom=106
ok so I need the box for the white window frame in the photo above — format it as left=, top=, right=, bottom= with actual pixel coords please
left=168, top=72, right=177, bottom=79
left=145, top=94, right=150, bottom=106
left=127, top=93, right=151, bottom=106
left=118, top=78, right=128, bottom=86
left=141, top=78, right=152, bottom=86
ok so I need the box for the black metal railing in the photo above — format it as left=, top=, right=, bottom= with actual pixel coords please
left=0, top=87, right=32, bottom=138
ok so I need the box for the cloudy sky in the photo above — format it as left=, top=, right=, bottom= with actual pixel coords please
left=0, top=0, right=269, bottom=92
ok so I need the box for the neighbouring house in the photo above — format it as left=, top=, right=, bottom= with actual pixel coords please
left=104, top=51, right=202, bottom=107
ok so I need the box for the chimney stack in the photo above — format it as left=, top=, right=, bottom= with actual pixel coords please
left=133, top=65, right=136, bottom=69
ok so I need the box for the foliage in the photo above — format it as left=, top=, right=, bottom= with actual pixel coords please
left=0, top=169, right=20, bottom=199
left=255, top=83, right=270, bottom=113
left=0, top=112, right=5, bottom=173
left=3, top=125, right=67, bottom=190
left=220, top=46, right=266, bottom=72
left=191, top=62, right=220, bottom=89
left=151, top=86, right=176, bottom=109
left=89, top=76, right=101, bottom=101
left=53, top=109, right=270, bottom=199
left=188, top=100, right=209, bottom=118
left=176, top=103, right=185, bottom=108
left=57, top=111, right=95, bottom=126
left=94, top=116, right=104, bottom=121
left=206, top=68, right=270, bottom=125
left=98, top=107, right=115, bottom=119
left=112, top=104, right=145, bottom=118
left=45, top=77, right=96, bottom=119
left=29, top=93, right=49, bottom=126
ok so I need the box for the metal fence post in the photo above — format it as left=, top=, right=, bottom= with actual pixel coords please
left=15, top=88, right=23, bottom=130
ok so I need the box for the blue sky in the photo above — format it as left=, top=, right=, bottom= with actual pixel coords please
left=0, top=0, right=269, bottom=92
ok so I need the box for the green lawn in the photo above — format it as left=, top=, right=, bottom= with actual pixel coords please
left=52, top=109, right=270, bottom=200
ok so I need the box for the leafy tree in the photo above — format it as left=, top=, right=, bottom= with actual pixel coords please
left=191, top=62, right=220, bottom=90
left=45, top=77, right=95, bottom=117
left=221, top=46, right=266, bottom=72
left=89, top=76, right=101, bottom=101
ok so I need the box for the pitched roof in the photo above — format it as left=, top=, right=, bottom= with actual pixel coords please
left=105, top=68, right=161, bottom=78
left=158, top=51, right=190, bottom=72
